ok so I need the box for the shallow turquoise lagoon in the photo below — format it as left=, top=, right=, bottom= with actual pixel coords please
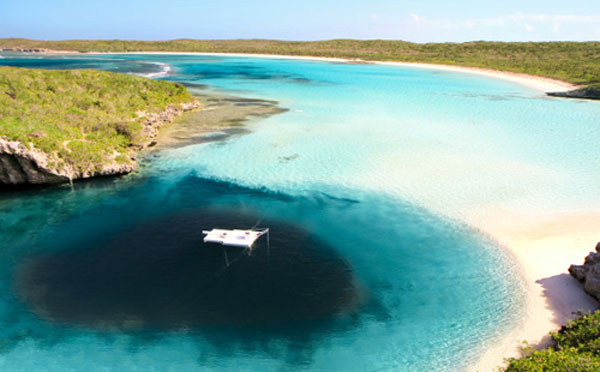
left=0, top=53, right=598, bottom=371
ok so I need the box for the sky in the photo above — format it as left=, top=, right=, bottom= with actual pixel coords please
left=1, top=0, right=600, bottom=42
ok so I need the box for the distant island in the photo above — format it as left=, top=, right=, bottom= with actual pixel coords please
left=1, top=38, right=599, bottom=99
left=0, top=66, right=200, bottom=185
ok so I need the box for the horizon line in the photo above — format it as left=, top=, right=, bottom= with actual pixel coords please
left=1, top=37, right=600, bottom=44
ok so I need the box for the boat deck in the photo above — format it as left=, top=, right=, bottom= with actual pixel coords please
left=202, top=228, right=269, bottom=248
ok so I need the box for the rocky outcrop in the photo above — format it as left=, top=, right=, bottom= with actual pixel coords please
left=0, top=101, right=201, bottom=186
left=138, top=101, right=201, bottom=146
left=0, top=142, right=69, bottom=185
left=0, top=137, right=137, bottom=185
left=547, top=86, right=600, bottom=100
left=569, top=242, right=600, bottom=301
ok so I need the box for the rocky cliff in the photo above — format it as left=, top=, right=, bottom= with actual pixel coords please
left=569, top=242, right=600, bottom=301
left=0, top=101, right=200, bottom=186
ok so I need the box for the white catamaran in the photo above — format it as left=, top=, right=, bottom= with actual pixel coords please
left=202, top=228, right=270, bottom=249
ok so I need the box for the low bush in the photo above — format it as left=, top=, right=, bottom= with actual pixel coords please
left=505, top=311, right=600, bottom=372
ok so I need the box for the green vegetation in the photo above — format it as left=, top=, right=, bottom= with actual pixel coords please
left=0, top=66, right=194, bottom=173
left=1, top=38, right=599, bottom=85
left=504, top=311, right=600, bottom=372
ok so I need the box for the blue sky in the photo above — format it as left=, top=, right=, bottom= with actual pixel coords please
left=1, top=0, right=599, bottom=42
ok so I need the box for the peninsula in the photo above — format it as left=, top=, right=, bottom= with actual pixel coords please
left=0, top=66, right=200, bottom=185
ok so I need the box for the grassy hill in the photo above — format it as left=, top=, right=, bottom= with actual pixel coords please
left=1, top=38, right=599, bottom=86
left=0, top=66, right=195, bottom=181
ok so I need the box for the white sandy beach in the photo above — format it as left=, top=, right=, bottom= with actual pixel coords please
left=467, top=208, right=599, bottom=371
left=375, top=60, right=576, bottom=93
left=46, top=49, right=597, bottom=370
left=84, top=51, right=576, bottom=93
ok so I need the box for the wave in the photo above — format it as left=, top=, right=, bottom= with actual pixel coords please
left=137, top=61, right=172, bottom=78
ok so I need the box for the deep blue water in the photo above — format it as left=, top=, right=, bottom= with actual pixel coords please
left=1, top=52, right=597, bottom=371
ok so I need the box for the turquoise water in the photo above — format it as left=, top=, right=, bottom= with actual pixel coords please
left=0, top=53, right=598, bottom=371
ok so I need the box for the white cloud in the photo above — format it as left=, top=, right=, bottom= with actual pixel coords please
left=410, top=13, right=422, bottom=24
left=401, top=11, right=600, bottom=42
left=467, top=12, right=600, bottom=29
left=371, top=14, right=378, bottom=20
left=504, top=13, right=600, bottom=23
left=410, top=12, right=600, bottom=29
left=406, top=12, right=600, bottom=35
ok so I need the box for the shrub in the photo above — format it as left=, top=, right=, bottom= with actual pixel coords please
left=504, top=311, right=600, bottom=372
left=505, top=347, right=600, bottom=372
left=552, top=311, right=600, bottom=356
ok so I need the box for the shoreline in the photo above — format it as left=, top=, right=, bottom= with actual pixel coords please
left=466, top=210, right=599, bottom=371
left=34, top=50, right=577, bottom=93
left=375, top=60, right=576, bottom=93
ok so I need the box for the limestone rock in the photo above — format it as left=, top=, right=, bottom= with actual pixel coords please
left=569, top=242, right=600, bottom=301
left=139, top=101, right=201, bottom=143
left=547, top=86, right=600, bottom=100
left=0, top=100, right=201, bottom=186
left=569, top=264, right=587, bottom=282
left=0, top=138, right=70, bottom=184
